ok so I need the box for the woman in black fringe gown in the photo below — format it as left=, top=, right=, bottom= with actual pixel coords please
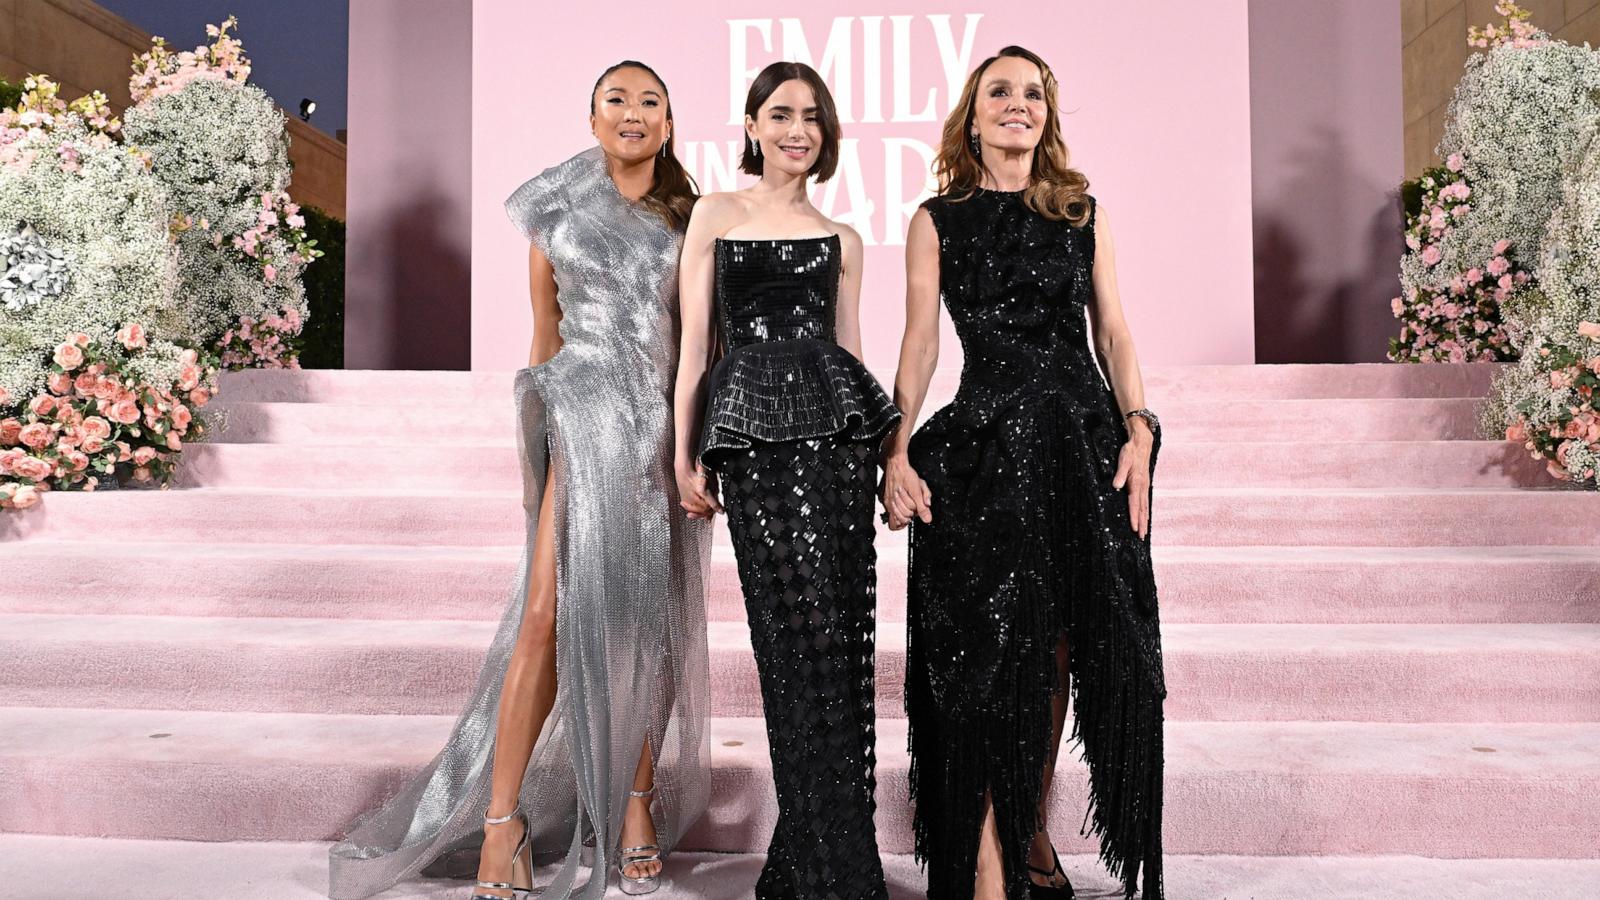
left=673, top=61, right=900, bottom=899
left=881, top=46, right=1166, bottom=900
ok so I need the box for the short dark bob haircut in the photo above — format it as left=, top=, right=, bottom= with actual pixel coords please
left=739, top=61, right=840, bottom=183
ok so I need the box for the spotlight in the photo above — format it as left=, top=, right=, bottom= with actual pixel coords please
left=299, top=98, right=316, bottom=121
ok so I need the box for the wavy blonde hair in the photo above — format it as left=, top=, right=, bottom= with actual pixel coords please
left=935, top=45, right=1091, bottom=226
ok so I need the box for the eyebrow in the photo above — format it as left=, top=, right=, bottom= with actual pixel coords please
left=768, top=105, right=819, bottom=114
left=983, top=78, right=1044, bottom=91
left=605, top=88, right=663, bottom=97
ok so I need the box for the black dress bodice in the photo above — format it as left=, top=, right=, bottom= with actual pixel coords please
left=698, top=235, right=899, bottom=467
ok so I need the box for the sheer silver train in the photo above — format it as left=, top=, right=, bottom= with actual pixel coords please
left=327, top=147, right=712, bottom=899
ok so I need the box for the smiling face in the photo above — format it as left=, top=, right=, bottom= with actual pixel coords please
left=970, top=54, right=1048, bottom=155
left=746, top=78, right=823, bottom=179
left=590, top=65, right=670, bottom=163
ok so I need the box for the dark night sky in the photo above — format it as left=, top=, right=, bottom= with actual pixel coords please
left=94, top=0, right=349, bottom=138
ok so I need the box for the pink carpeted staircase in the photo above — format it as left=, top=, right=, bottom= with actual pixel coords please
left=3, top=362, right=1598, bottom=898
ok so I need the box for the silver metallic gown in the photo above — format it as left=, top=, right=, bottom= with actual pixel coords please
left=327, top=146, right=712, bottom=900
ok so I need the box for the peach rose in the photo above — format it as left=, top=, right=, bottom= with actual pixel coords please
left=18, top=422, right=52, bottom=449
left=132, top=446, right=157, bottom=465
left=165, top=431, right=182, bottom=450
left=189, top=387, right=211, bottom=407
left=1579, top=321, right=1600, bottom=340
left=73, top=373, right=97, bottom=396
left=81, top=416, right=111, bottom=440
left=114, top=440, right=132, bottom=462
left=132, top=465, right=152, bottom=483
left=179, top=348, right=198, bottom=366
left=63, top=450, right=88, bottom=471
left=28, top=395, right=55, bottom=416
left=0, top=418, right=21, bottom=444
left=109, top=400, right=140, bottom=425
left=0, top=385, right=8, bottom=406
left=14, top=455, right=51, bottom=481
left=177, top=366, right=200, bottom=391
left=71, top=332, right=89, bottom=347
left=81, top=436, right=104, bottom=454
left=115, top=323, right=148, bottom=350
left=0, top=447, right=21, bottom=472
left=171, top=404, right=192, bottom=431
left=46, top=372, right=72, bottom=395
left=53, top=342, right=84, bottom=370
left=10, top=484, right=39, bottom=509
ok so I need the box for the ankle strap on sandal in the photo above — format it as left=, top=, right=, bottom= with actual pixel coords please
left=484, top=806, right=522, bottom=825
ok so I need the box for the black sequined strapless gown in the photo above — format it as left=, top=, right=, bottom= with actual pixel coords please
left=906, top=192, right=1166, bottom=900
left=699, top=235, right=900, bottom=900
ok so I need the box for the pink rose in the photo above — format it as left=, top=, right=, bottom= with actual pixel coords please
left=63, top=449, right=88, bottom=471
left=72, top=332, right=89, bottom=347
left=165, top=431, right=182, bottom=450
left=171, top=404, right=192, bottom=431
left=46, top=372, right=72, bottom=395
left=81, top=416, right=111, bottom=440
left=1487, top=256, right=1509, bottom=276
left=116, top=323, right=148, bottom=350
left=1578, top=322, right=1600, bottom=340
left=177, top=366, right=200, bottom=391
left=10, top=484, right=39, bottom=509
left=81, top=436, right=104, bottom=453
left=114, top=441, right=132, bottom=462
left=1466, top=268, right=1483, bottom=284
left=132, top=465, right=152, bottom=483
left=52, top=342, right=84, bottom=370
left=109, top=400, right=140, bottom=425
left=189, top=387, right=211, bottom=407
left=18, top=423, right=51, bottom=449
left=1391, top=296, right=1404, bottom=316
left=0, top=385, right=8, bottom=405
left=28, top=395, right=55, bottom=416
left=1493, top=239, right=1511, bottom=255
left=1498, top=274, right=1513, bottom=291
left=14, top=455, right=51, bottom=480
left=1421, top=245, right=1442, bottom=267
left=263, top=264, right=278, bottom=284
left=1447, top=153, right=1464, bottom=172
left=0, top=418, right=21, bottom=444
left=132, top=446, right=157, bottom=465
left=1506, top=422, right=1528, bottom=442
left=179, top=348, right=198, bottom=366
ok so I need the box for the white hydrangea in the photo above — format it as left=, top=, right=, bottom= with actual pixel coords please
left=0, top=118, right=180, bottom=402
left=121, top=78, right=304, bottom=336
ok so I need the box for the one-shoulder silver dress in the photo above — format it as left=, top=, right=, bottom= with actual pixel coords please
left=328, top=146, right=712, bottom=900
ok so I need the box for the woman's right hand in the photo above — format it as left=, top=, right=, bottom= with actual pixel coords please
left=676, top=458, right=723, bottom=520
left=881, top=451, right=932, bottom=530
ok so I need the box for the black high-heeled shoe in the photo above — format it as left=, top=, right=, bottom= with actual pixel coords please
left=1026, top=844, right=1075, bottom=899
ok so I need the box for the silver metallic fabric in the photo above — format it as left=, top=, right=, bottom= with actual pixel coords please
left=327, top=146, right=712, bottom=899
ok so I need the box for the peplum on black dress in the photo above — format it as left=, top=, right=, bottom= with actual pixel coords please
left=906, top=190, right=1166, bottom=900
left=698, top=234, right=901, bottom=900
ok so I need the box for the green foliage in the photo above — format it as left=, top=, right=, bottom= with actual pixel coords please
left=1400, top=165, right=1452, bottom=225
left=296, top=205, right=345, bottom=369
left=0, top=77, right=21, bottom=110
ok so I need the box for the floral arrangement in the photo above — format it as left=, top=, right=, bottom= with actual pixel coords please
left=1, top=18, right=321, bottom=506
left=1486, top=117, right=1600, bottom=486
left=1388, top=2, right=1600, bottom=364
left=0, top=328, right=217, bottom=509
left=121, top=18, right=314, bottom=361
left=0, top=78, right=181, bottom=409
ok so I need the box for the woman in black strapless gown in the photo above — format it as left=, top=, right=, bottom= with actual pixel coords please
left=883, top=47, right=1166, bottom=900
left=672, top=62, right=899, bottom=900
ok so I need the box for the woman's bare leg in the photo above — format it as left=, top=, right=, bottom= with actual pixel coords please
left=619, top=739, right=661, bottom=879
left=973, top=792, right=1007, bottom=900
left=1028, top=633, right=1073, bottom=886
left=476, top=474, right=559, bottom=898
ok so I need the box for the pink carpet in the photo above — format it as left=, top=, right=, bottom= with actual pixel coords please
left=2, top=363, right=1595, bottom=897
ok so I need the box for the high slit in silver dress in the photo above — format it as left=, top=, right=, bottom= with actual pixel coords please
left=327, top=146, right=712, bottom=900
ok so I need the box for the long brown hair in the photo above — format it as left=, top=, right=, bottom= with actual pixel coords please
left=935, top=45, right=1091, bottom=226
left=738, top=61, right=841, bottom=183
left=590, top=60, right=698, bottom=231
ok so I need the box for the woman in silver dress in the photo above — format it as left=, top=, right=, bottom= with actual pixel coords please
left=328, top=61, right=711, bottom=900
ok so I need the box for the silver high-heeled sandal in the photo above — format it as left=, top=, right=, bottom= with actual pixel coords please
left=473, top=807, right=533, bottom=899
left=618, top=787, right=661, bottom=896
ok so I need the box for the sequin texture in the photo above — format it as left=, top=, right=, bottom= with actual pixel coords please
left=703, top=236, right=898, bottom=899
left=328, top=147, right=712, bottom=900
left=905, top=190, right=1166, bottom=900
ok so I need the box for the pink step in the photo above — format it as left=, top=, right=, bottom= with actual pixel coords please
left=175, top=440, right=1548, bottom=490
left=5, top=488, right=1596, bottom=547
left=215, top=363, right=1500, bottom=405
left=4, top=614, right=1595, bottom=722
left=205, top=397, right=1485, bottom=443
left=6, top=837, right=1600, bottom=900
left=3, top=707, right=1595, bottom=857
left=6, top=543, right=1596, bottom=625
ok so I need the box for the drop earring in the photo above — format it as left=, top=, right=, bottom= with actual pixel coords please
left=970, top=132, right=981, bottom=157
left=661, top=135, right=669, bottom=158
left=750, top=136, right=761, bottom=158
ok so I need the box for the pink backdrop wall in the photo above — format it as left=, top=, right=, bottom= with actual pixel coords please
left=1249, top=0, right=1404, bottom=363
left=470, top=1, right=1255, bottom=372
left=347, top=0, right=473, bottom=370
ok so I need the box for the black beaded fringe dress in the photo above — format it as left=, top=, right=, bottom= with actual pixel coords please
left=698, top=235, right=900, bottom=900
left=906, top=191, right=1166, bottom=900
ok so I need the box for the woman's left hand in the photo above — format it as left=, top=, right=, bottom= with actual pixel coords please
left=1111, top=420, right=1154, bottom=540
